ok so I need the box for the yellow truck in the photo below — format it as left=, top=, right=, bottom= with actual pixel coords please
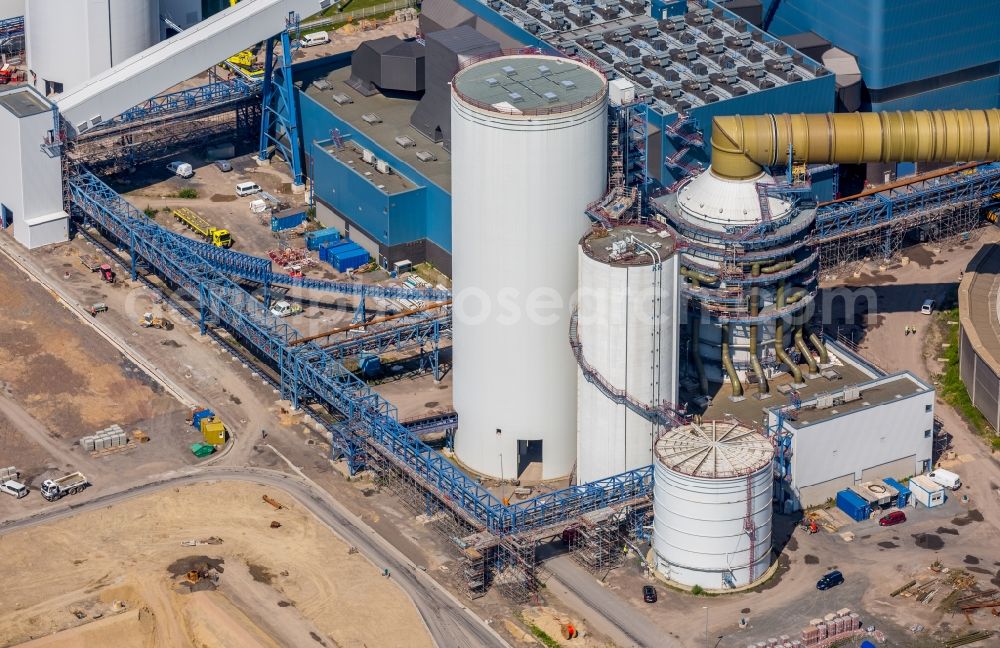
left=171, top=207, right=232, bottom=247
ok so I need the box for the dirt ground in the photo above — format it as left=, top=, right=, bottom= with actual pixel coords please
left=0, top=480, right=432, bottom=648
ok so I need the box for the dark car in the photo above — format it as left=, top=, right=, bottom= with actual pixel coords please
left=643, top=585, right=657, bottom=603
left=214, top=159, right=233, bottom=172
left=816, top=570, right=844, bottom=590
left=879, top=510, right=906, bottom=526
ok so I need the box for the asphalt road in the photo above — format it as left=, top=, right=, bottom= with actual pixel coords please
left=546, top=555, right=682, bottom=648
left=0, top=466, right=510, bottom=648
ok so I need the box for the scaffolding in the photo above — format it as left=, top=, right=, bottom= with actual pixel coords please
left=569, top=507, right=627, bottom=576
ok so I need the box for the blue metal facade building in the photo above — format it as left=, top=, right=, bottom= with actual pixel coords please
left=287, top=0, right=834, bottom=266
left=761, top=0, right=1000, bottom=111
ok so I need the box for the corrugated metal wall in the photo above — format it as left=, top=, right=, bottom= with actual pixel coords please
left=961, top=325, right=1000, bottom=432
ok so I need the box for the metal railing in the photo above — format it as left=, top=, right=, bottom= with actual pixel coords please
left=299, top=0, right=417, bottom=29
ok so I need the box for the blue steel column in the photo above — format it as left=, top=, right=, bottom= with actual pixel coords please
left=258, top=32, right=305, bottom=185
left=258, top=37, right=276, bottom=162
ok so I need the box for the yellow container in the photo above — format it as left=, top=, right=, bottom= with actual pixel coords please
left=200, top=418, right=226, bottom=445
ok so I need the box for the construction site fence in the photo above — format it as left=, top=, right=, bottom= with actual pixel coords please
left=300, top=0, right=418, bottom=29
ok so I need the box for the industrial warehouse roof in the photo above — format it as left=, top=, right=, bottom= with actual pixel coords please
left=452, top=55, right=606, bottom=114
left=771, top=372, right=932, bottom=428
left=655, top=420, right=773, bottom=478
left=486, top=0, right=826, bottom=115
left=301, top=65, right=452, bottom=192
left=0, top=87, right=50, bottom=118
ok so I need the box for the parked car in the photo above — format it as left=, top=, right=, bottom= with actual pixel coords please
left=0, top=479, right=28, bottom=498
left=928, top=468, right=961, bottom=490
left=879, top=511, right=907, bottom=526
left=235, top=181, right=262, bottom=197
left=643, top=585, right=657, bottom=603
left=300, top=31, right=330, bottom=47
left=214, top=159, right=233, bottom=172
left=166, top=160, right=193, bottom=178
left=921, top=298, right=936, bottom=315
left=816, top=570, right=844, bottom=590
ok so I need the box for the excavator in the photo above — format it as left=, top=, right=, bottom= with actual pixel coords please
left=138, top=312, right=174, bottom=330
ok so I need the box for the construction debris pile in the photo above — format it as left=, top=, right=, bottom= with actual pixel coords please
left=267, top=248, right=315, bottom=268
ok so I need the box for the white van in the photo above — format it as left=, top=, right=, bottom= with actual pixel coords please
left=301, top=31, right=330, bottom=47
left=928, top=469, right=961, bottom=490
left=235, top=181, right=262, bottom=197
left=921, top=298, right=936, bottom=315
left=0, top=479, right=28, bottom=499
left=167, top=161, right=194, bottom=178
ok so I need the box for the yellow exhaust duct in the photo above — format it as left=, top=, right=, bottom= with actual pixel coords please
left=711, top=109, right=1000, bottom=180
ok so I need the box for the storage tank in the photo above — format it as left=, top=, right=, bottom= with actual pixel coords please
left=653, top=420, right=774, bottom=589
left=575, top=222, right=681, bottom=483
left=450, top=52, right=608, bottom=481
left=26, top=0, right=159, bottom=96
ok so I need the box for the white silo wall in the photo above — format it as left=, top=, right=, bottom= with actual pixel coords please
left=652, top=422, right=774, bottom=590
left=450, top=55, right=608, bottom=481
left=576, top=234, right=680, bottom=483
left=27, top=0, right=159, bottom=96
left=0, top=0, right=23, bottom=19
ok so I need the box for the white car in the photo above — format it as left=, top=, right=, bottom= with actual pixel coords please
left=269, top=300, right=302, bottom=318
left=0, top=479, right=29, bottom=499
left=300, top=32, right=330, bottom=47
left=167, top=161, right=194, bottom=178
left=236, top=181, right=262, bottom=197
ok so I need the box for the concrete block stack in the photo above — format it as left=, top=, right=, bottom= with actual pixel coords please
left=0, top=466, right=18, bottom=480
left=81, top=424, right=128, bottom=451
left=799, top=609, right=862, bottom=646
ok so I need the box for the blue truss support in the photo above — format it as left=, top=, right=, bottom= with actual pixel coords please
left=0, top=16, right=23, bottom=38
left=352, top=285, right=368, bottom=324
left=816, top=162, right=1000, bottom=241
left=321, top=315, right=449, bottom=361
left=67, top=168, right=659, bottom=536
left=258, top=30, right=304, bottom=185
left=84, top=78, right=259, bottom=133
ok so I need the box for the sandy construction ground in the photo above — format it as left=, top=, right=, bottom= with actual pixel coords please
left=0, top=480, right=432, bottom=648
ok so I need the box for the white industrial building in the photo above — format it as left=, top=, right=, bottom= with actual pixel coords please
left=450, top=54, right=608, bottom=481
left=767, top=371, right=935, bottom=510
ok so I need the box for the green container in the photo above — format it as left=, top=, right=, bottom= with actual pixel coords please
left=190, top=442, right=216, bottom=458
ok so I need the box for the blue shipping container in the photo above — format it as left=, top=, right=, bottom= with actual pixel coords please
left=882, top=477, right=911, bottom=508
left=319, top=240, right=355, bottom=264
left=306, top=227, right=341, bottom=251
left=334, top=246, right=370, bottom=272
left=836, top=489, right=871, bottom=522
left=271, top=210, right=307, bottom=232
left=192, top=408, right=214, bottom=430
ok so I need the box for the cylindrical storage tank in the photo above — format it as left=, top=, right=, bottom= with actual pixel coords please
left=653, top=420, right=774, bottom=590
left=575, top=223, right=681, bottom=483
left=26, top=0, right=159, bottom=96
left=450, top=53, right=608, bottom=481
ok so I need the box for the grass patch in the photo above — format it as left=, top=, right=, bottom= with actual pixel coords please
left=143, top=205, right=157, bottom=218
left=175, top=188, right=198, bottom=199
left=936, top=308, right=991, bottom=438
left=527, top=624, right=560, bottom=648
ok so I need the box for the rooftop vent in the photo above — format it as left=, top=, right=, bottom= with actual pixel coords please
left=508, top=92, right=524, bottom=102
left=313, top=79, right=330, bottom=91
left=361, top=113, right=382, bottom=124
left=543, top=91, right=559, bottom=102
left=561, top=79, right=576, bottom=89
left=485, top=77, right=499, bottom=87
left=331, top=92, right=353, bottom=105
left=395, top=135, right=416, bottom=148
left=538, top=64, right=551, bottom=75
left=502, top=65, right=516, bottom=76
left=415, top=150, right=437, bottom=162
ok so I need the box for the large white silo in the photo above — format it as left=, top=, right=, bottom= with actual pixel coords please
left=653, top=420, right=774, bottom=590
left=450, top=53, right=608, bottom=481
left=26, top=0, right=159, bottom=96
left=575, top=223, right=681, bottom=483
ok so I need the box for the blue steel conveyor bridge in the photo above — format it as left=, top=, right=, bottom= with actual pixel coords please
left=67, top=167, right=653, bottom=539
